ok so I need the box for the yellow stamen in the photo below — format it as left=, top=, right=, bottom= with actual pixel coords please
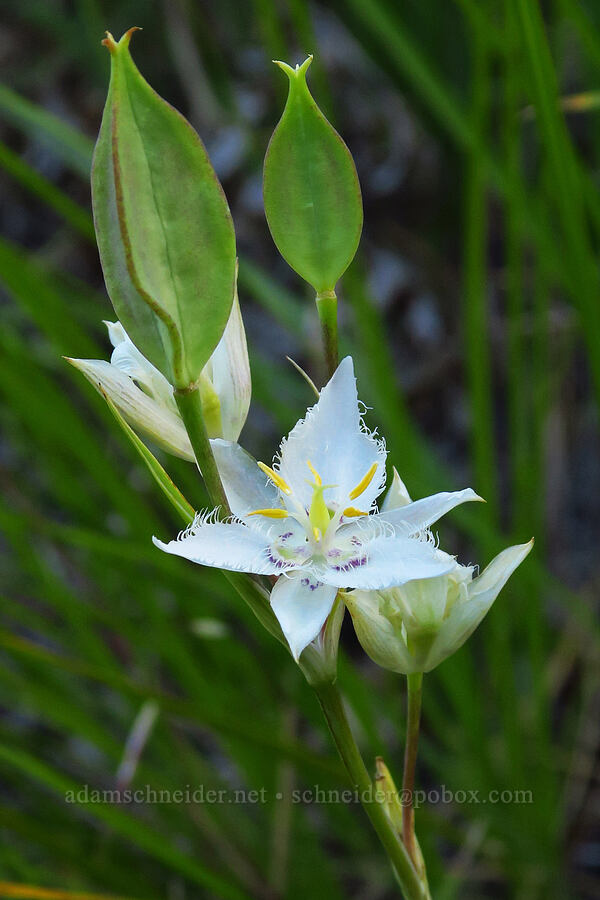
left=313, top=526, right=321, bottom=542
left=247, top=508, right=289, bottom=519
left=343, top=506, right=368, bottom=518
left=306, top=459, right=322, bottom=486
left=349, top=462, right=379, bottom=501
left=257, top=461, right=292, bottom=495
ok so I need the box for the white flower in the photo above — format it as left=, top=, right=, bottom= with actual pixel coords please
left=67, top=293, right=251, bottom=456
left=347, top=472, right=533, bottom=673
left=345, top=542, right=533, bottom=673
left=153, top=357, right=481, bottom=660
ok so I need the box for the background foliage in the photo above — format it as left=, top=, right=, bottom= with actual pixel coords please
left=1, top=1, right=599, bottom=897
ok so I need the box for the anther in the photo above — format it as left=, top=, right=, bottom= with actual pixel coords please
left=343, top=506, right=368, bottom=518
left=306, top=460, right=322, bottom=486
left=257, top=461, right=292, bottom=495
left=247, top=508, right=289, bottom=519
left=349, top=462, right=379, bottom=501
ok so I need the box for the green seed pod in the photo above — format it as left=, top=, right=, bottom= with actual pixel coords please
left=263, top=56, right=363, bottom=294
left=92, top=28, right=237, bottom=390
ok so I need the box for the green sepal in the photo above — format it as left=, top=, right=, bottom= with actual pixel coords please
left=92, top=28, right=236, bottom=389
left=263, top=56, right=363, bottom=293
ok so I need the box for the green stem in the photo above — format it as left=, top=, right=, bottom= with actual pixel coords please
left=174, top=385, right=230, bottom=513
left=315, top=681, right=425, bottom=899
left=402, top=672, right=423, bottom=866
left=175, top=386, right=287, bottom=642
left=316, top=290, right=338, bottom=378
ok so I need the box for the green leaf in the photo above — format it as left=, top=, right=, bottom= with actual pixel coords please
left=0, top=742, right=250, bottom=900
left=0, top=139, right=95, bottom=241
left=92, top=28, right=237, bottom=389
left=263, top=56, right=363, bottom=293
left=0, top=83, right=94, bottom=179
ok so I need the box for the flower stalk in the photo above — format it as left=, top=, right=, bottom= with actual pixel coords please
left=314, top=681, right=426, bottom=899
left=402, top=672, right=423, bottom=866
left=316, top=290, right=339, bottom=378
left=174, top=385, right=231, bottom=514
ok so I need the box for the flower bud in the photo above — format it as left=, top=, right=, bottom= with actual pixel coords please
left=374, top=758, right=428, bottom=887
left=346, top=541, right=533, bottom=674
left=67, top=291, right=251, bottom=455
left=381, top=466, right=413, bottom=511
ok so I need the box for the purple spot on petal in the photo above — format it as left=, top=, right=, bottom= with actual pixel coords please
left=333, top=555, right=367, bottom=572
left=279, top=532, right=293, bottom=541
left=301, top=577, right=309, bottom=586
left=267, top=552, right=289, bottom=570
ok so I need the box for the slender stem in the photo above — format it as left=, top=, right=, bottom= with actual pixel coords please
left=313, top=287, right=423, bottom=895
left=402, top=672, right=423, bottom=866
left=175, top=386, right=288, bottom=645
left=316, top=290, right=338, bottom=378
left=315, top=681, right=425, bottom=899
left=174, top=385, right=230, bottom=513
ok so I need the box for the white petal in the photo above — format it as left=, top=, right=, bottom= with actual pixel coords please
left=152, top=516, right=289, bottom=576
left=210, top=440, right=279, bottom=517
left=345, top=590, right=418, bottom=674
left=424, top=540, right=533, bottom=671
left=381, top=467, right=412, bottom=510
left=67, top=357, right=194, bottom=461
left=108, top=324, right=175, bottom=410
left=209, top=292, right=251, bottom=442
left=277, top=357, right=387, bottom=510
left=270, top=571, right=337, bottom=661
left=469, top=540, right=534, bottom=598
left=105, top=320, right=128, bottom=348
left=320, top=522, right=457, bottom=590
left=380, top=488, right=483, bottom=534
left=389, top=575, right=455, bottom=632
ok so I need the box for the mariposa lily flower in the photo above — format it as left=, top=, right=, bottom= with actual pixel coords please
left=153, top=357, right=481, bottom=660
left=67, top=291, right=251, bottom=456
left=346, top=474, right=533, bottom=672
left=346, top=543, right=532, bottom=673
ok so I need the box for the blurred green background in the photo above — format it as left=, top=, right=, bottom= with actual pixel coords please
left=1, top=0, right=599, bottom=897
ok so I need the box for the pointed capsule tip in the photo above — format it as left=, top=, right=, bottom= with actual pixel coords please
left=123, top=26, right=143, bottom=43
left=273, top=55, right=313, bottom=83
left=298, top=54, right=313, bottom=75
left=101, top=31, right=117, bottom=52
left=273, top=59, right=294, bottom=76
left=101, top=26, right=142, bottom=53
